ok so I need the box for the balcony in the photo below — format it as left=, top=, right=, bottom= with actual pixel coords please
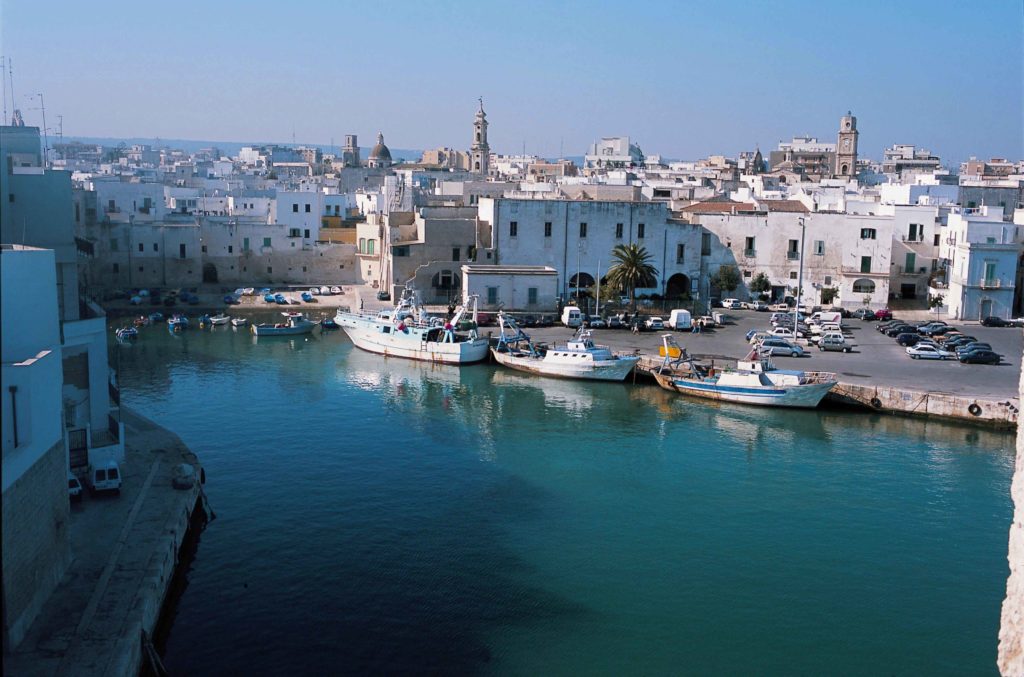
left=981, top=278, right=1003, bottom=289
left=893, top=265, right=927, bottom=276
left=105, top=205, right=121, bottom=214
left=743, top=249, right=756, bottom=258
left=786, top=251, right=800, bottom=260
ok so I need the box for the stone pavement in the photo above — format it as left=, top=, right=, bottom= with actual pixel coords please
left=4, top=408, right=203, bottom=677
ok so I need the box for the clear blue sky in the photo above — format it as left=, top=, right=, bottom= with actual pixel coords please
left=2, top=0, right=1021, bottom=164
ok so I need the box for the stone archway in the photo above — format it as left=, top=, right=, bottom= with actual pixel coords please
left=202, top=263, right=218, bottom=284
left=665, top=273, right=691, bottom=299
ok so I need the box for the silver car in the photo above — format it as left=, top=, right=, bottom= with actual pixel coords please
left=757, top=338, right=804, bottom=357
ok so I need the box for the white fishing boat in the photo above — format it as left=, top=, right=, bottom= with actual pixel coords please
left=330, top=285, right=342, bottom=295
left=231, top=317, right=248, bottom=327
left=251, top=312, right=317, bottom=336
left=334, top=286, right=489, bottom=364
left=319, top=286, right=332, bottom=295
left=651, top=335, right=836, bottom=408
left=209, top=313, right=231, bottom=325
left=490, top=313, right=639, bottom=381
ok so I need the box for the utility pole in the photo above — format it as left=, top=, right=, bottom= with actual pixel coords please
left=794, top=217, right=806, bottom=337
left=38, top=93, right=48, bottom=167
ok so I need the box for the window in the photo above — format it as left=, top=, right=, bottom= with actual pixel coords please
left=110, top=238, right=119, bottom=252
left=263, top=237, right=272, bottom=248
left=452, top=247, right=460, bottom=262
left=615, top=223, right=624, bottom=239
left=904, top=252, right=916, bottom=272
left=367, top=240, right=374, bottom=255
left=201, top=245, right=207, bottom=253
left=580, top=222, right=588, bottom=238
left=305, top=204, right=311, bottom=213
left=138, top=266, right=143, bottom=272
left=908, top=223, right=921, bottom=241
left=440, top=270, right=454, bottom=288
left=934, top=234, right=941, bottom=246
left=487, top=287, right=498, bottom=305
left=153, top=243, right=159, bottom=252
left=860, top=228, right=876, bottom=240
left=304, top=229, right=310, bottom=239
left=7, top=193, right=13, bottom=203
left=393, top=245, right=409, bottom=257
left=510, top=221, right=518, bottom=237
left=744, top=236, right=756, bottom=257
left=359, top=238, right=365, bottom=253
left=789, top=272, right=797, bottom=279
left=637, top=223, right=645, bottom=239
left=544, top=222, right=552, bottom=237
left=267, top=267, right=272, bottom=274
left=292, top=203, right=298, bottom=212
left=824, top=275, right=832, bottom=286
left=112, top=263, right=119, bottom=273
left=701, top=233, right=711, bottom=256
left=743, top=270, right=751, bottom=278
left=228, top=245, right=233, bottom=254
left=788, top=239, right=799, bottom=260
left=528, top=287, right=538, bottom=305
left=814, top=240, right=825, bottom=256
left=243, top=238, right=250, bottom=251
left=860, top=256, right=872, bottom=273
left=179, top=244, right=187, bottom=259
left=676, top=244, right=685, bottom=264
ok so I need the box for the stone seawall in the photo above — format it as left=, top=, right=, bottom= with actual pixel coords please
left=828, top=382, right=1019, bottom=429
left=999, top=352, right=1024, bottom=674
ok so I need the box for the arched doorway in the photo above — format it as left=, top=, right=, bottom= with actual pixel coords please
left=665, top=273, right=691, bottom=299
left=202, top=263, right=218, bottom=284
left=852, top=278, right=875, bottom=294
left=569, top=272, right=596, bottom=289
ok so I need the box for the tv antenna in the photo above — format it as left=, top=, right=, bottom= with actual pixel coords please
left=1, top=56, right=7, bottom=125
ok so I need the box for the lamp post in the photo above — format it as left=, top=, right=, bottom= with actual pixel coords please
left=576, top=242, right=581, bottom=308
left=793, top=216, right=806, bottom=337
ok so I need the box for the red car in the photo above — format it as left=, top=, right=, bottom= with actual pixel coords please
left=874, top=308, right=893, bottom=320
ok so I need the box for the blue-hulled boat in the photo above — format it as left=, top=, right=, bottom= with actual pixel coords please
left=148, top=312, right=164, bottom=323
left=274, top=293, right=288, bottom=305
left=116, top=326, right=139, bottom=341
left=301, top=292, right=314, bottom=302
left=264, top=293, right=276, bottom=303
left=320, top=317, right=339, bottom=330
left=251, top=312, right=317, bottom=336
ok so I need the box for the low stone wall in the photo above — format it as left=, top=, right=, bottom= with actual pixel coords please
left=828, top=382, right=1019, bottom=429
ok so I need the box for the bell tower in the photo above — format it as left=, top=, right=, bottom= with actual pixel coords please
left=471, top=98, right=490, bottom=176
left=836, top=112, right=858, bottom=178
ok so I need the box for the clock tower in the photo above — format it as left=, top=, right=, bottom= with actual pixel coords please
left=836, top=112, right=858, bottom=178
left=471, top=98, right=490, bottom=176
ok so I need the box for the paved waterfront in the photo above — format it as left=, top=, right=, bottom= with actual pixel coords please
left=506, top=309, right=1022, bottom=401
left=4, top=409, right=202, bottom=677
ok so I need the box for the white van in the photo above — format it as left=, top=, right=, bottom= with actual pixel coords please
left=88, top=461, right=122, bottom=494
left=810, top=311, right=842, bottom=326
left=561, top=306, right=583, bottom=328
left=668, top=309, right=692, bottom=331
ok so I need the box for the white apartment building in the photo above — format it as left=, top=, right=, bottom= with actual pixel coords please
left=1, top=245, right=72, bottom=652
left=681, top=200, right=894, bottom=309
left=584, top=137, right=645, bottom=170
left=936, top=206, right=1021, bottom=319
left=479, top=197, right=702, bottom=304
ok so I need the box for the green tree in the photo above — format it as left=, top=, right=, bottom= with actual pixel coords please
left=750, top=272, right=771, bottom=299
left=711, top=264, right=741, bottom=294
left=820, top=286, right=838, bottom=305
left=606, top=243, right=658, bottom=312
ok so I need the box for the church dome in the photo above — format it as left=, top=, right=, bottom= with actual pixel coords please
left=368, top=132, right=392, bottom=167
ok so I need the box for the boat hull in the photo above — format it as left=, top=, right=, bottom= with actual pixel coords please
left=652, top=370, right=834, bottom=408
left=491, top=348, right=638, bottom=381
left=251, top=323, right=315, bottom=336
left=338, top=315, right=488, bottom=364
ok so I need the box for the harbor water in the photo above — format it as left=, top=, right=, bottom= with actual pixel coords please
left=116, top=324, right=1015, bottom=675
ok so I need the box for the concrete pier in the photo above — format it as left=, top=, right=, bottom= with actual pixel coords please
left=3, top=408, right=205, bottom=677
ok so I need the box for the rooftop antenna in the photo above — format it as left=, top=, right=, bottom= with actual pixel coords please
left=37, top=93, right=49, bottom=167
left=6, top=57, right=15, bottom=126
left=559, top=136, right=563, bottom=161
left=57, top=114, right=63, bottom=145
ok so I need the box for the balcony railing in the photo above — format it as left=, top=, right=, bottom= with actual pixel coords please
left=841, top=266, right=887, bottom=276
left=786, top=251, right=800, bottom=260
left=105, top=206, right=121, bottom=214
left=743, top=249, right=756, bottom=258
left=894, top=265, right=926, bottom=275
left=981, top=278, right=1002, bottom=289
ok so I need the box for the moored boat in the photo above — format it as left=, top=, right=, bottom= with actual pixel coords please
left=167, top=314, right=189, bottom=333
left=251, top=312, right=317, bottom=336
left=491, top=313, right=639, bottom=381
left=116, top=326, right=139, bottom=341
left=148, top=312, right=164, bottom=323
left=334, top=286, right=489, bottom=364
left=231, top=317, right=248, bottom=327
left=274, top=293, right=288, bottom=305
left=301, top=292, right=314, bottom=302
left=330, top=285, right=342, bottom=295
left=209, top=313, right=230, bottom=325
left=264, top=293, right=276, bottom=303
left=651, top=335, right=836, bottom=408
left=320, top=317, right=340, bottom=330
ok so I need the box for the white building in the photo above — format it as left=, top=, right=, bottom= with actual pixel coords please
left=1, top=245, right=72, bottom=652
left=461, top=265, right=559, bottom=311
left=478, top=197, right=702, bottom=305
left=937, top=206, right=1021, bottom=320
left=584, top=137, right=645, bottom=170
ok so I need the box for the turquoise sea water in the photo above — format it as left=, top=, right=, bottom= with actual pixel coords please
left=116, top=326, right=1015, bottom=675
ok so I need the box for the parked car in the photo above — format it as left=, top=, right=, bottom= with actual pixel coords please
left=68, top=472, right=83, bottom=502
left=924, top=325, right=959, bottom=337
left=958, top=349, right=1003, bottom=365
left=943, top=335, right=979, bottom=349
left=376, top=291, right=391, bottom=301
left=747, top=331, right=773, bottom=344
left=874, top=308, right=893, bottom=320
left=896, top=332, right=925, bottom=347
left=645, top=316, right=665, bottom=330
left=758, top=338, right=804, bottom=357
left=852, top=308, right=877, bottom=321
left=721, top=298, right=743, bottom=310
left=629, top=318, right=652, bottom=333
left=607, top=315, right=623, bottom=329
left=916, top=322, right=947, bottom=335
left=906, top=344, right=954, bottom=360
left=982, top=316, right=1010, bottom=327
left=876, top=320, right=903, bottom=332
left=587, top=315, right=607, bottom=329
left=956, top=342, right=993, bottom=355
left=768, top=303, right=791, bottom=312
left=818, top=335, right=852, bottom=352
left=884, top=324, right=916, bottom=337
left=749, top=300, right=769, bottom=311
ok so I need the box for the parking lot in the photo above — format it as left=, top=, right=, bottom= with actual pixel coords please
left=514, top=309, right=1022, bottom=401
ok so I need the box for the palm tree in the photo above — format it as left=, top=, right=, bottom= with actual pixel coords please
left=606, top=243, right=658, bottom=313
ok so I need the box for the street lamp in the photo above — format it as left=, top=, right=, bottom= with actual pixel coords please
left=793, top=216, right=806, bottom=336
